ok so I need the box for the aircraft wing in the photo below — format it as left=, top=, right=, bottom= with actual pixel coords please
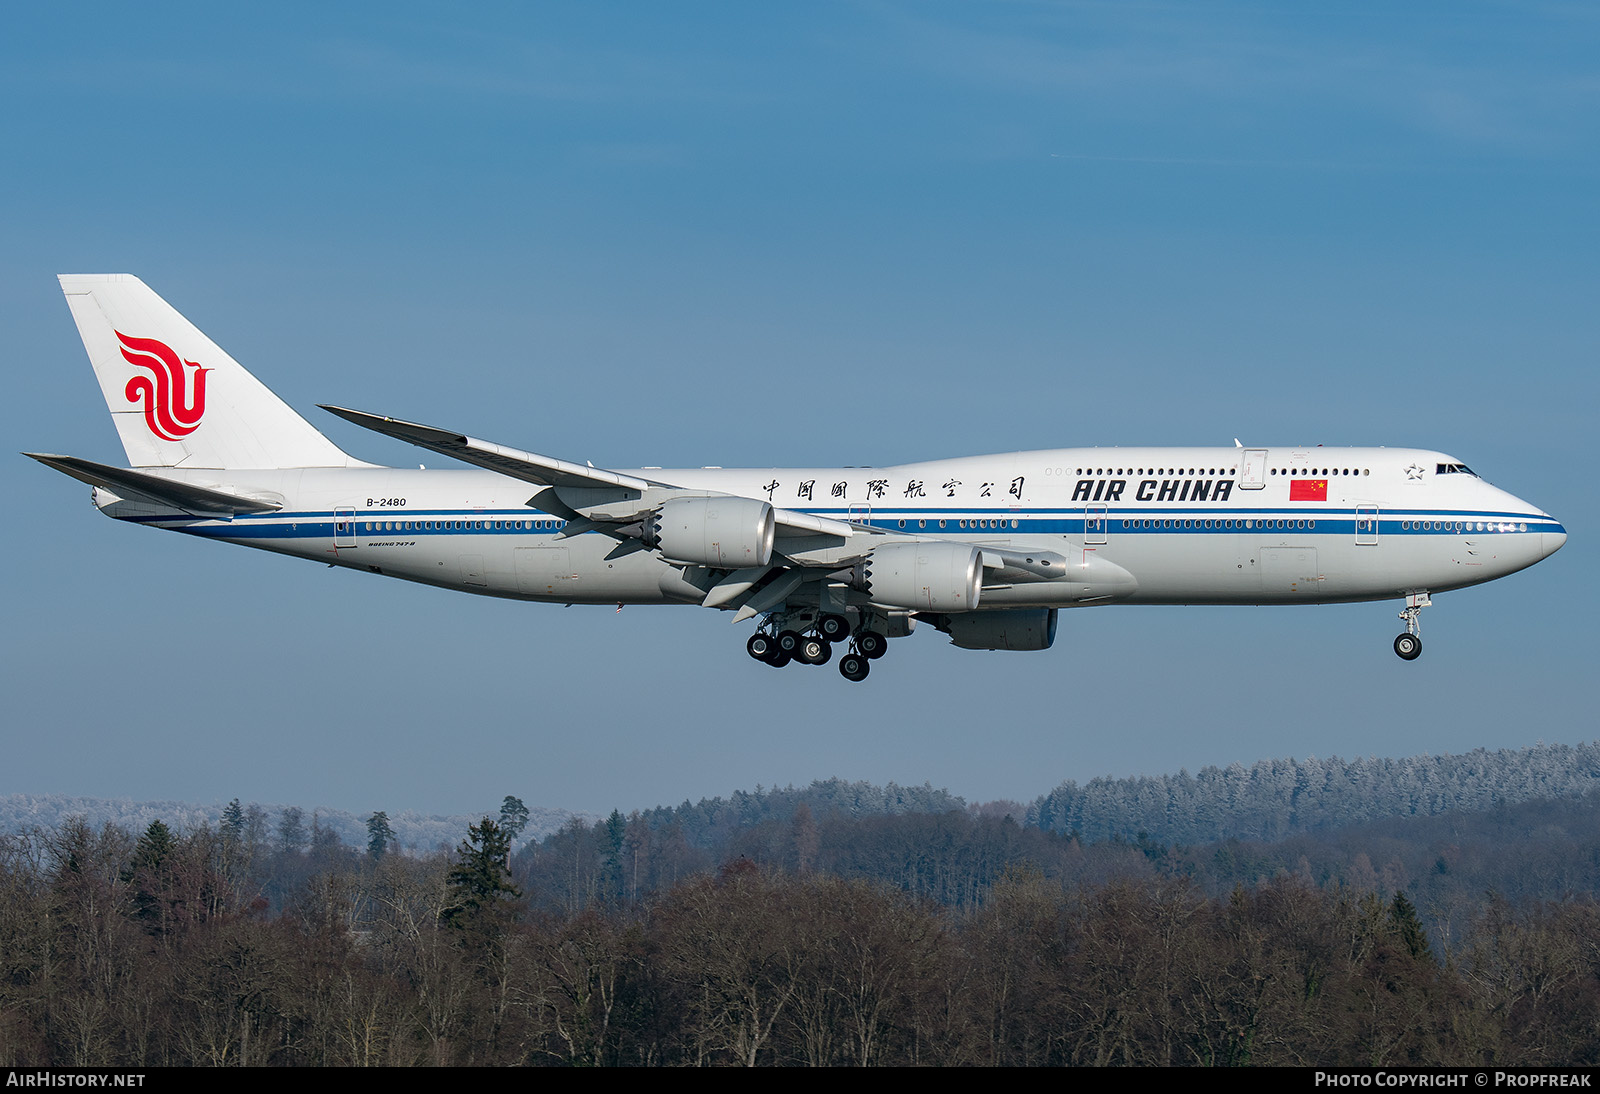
left=24, top=453, right=284, bottom=518
left=319, top=406, right=659, bottom=491
left=322, top=405, right=857, bottom=539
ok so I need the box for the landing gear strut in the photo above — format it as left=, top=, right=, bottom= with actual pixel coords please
left=746, top=611, right=899, bottom=681
left=837, top=625, right=890, bottom=683
left=749, top=621, right=836, bottom=670
left=1393, top=592, right=1429, bottom=661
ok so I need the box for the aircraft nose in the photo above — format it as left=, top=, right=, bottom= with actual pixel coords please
left=1543, top=525, right=1567, bottom=559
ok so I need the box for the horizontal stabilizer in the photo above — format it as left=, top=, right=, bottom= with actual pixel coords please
left=24, top=453, right=283, bottom=519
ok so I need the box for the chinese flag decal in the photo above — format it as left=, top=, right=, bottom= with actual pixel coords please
left=1289, top=479, right=1328, bottom=502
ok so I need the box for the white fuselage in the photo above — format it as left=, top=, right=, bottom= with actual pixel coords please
left=102, top=445, right=1565, bottom=611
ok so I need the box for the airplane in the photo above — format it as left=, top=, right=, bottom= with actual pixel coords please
left=27, top=275, right=1566, bottom=683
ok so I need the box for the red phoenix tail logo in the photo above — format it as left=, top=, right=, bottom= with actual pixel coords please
left=116, top=331, right=210, bottom=441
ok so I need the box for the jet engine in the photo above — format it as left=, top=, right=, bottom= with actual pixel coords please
left=932, top=608, right=1058, bottom=651
left=646, top=496, right=775, bottom=568
left=858, top=541, right=982, bottom=611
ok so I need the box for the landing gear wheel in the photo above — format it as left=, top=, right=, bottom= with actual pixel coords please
left=857, top=631, right=888, bottom=660
left=819, top=614, right=851, bottom=643
left=768, top=650, right=792, bottom=668
left=1394, top=633, right=1422, bottom=661
left=839, top=653, right=870, bottom=682
left=798, top=636, right=831, bottom=665
left=747, top=633, right=777, bottom=662
left=777, top=630, right=804, bottom=656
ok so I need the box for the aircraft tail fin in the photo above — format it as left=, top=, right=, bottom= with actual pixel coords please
left=58, top=274, right=357, bottom=469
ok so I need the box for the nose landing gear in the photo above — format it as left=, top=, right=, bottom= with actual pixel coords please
left=1393, top=592, right=1429, bottom=661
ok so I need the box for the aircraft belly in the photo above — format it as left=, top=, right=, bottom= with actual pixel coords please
left=1102, top=534, right=1441, bottom=604
left=1258, top=546, right=1320, bottom=598
left=512, top=539, right=676, bottom=603
left=1102, top=535, right=1259, bottom=603
left=1100, top=530, right=1545, bottom=604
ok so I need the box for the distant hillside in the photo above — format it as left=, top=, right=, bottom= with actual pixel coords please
left=631, top=778, right=969, bottom=849
left=1030, top=741, right=1600, bottom=845
left=12, top=742, right=1599, bottom=868
left=0, top=794, right=589, bottom=851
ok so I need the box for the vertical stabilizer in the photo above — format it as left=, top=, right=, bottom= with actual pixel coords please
left=58, top=274, right=356, bottom=469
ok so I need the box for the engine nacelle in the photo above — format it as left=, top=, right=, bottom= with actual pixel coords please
left=860, top=541, right=982, bottom=611
left=935, top=608, right=1058, bottom=651
left=648, top=496, right=775, bottom=568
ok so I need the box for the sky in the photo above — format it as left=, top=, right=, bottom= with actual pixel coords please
left=3, top=1, right=1595, bottom=821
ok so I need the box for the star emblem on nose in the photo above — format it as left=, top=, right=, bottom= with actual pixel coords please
left=1405, top=464, right=1425, bottom=480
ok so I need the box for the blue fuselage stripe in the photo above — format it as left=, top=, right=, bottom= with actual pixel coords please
left=129, top=507, right=1564, bottom=541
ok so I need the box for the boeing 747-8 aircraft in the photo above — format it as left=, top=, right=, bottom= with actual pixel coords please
left=27, top=275, right=1566, bottom=682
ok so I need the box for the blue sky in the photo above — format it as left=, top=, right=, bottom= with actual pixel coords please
left=3, top=2, right=1594, bottom=819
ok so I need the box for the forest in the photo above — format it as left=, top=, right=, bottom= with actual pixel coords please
left=4, top=766, right=1600, bottom=1067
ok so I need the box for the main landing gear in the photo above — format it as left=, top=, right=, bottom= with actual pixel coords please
left=746, top=612, right=889, bottom=682
left=1393, top=592, right=1430, bottom=661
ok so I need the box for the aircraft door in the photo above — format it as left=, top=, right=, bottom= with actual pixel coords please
left=1356, top=505, right=1379, bottom=546
left=1239, top=449, right=1268, bottom=489
left=334, top=507, right=356, bottom=548
left=849, top=503, right=872, bottom=528
left=1085, top=504, right=1108, bottom=545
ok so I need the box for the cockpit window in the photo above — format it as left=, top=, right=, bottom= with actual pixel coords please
left=1435, top=463, right=1477, bottom=476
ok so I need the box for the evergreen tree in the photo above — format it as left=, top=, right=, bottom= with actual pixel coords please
left=603, top=808, right=626, bottom=898
left=443, top=817, right=520, bottom=933
left=123, top=819, right=176, bottom=934
left=220, top=799, right=244, bottom=845
left=218, top=799, right=249, bottom=884
left=125, top=819, right=174, bottom=878
left=1388, top=890, right=1435, bottom=962
left=366, top=810, right=396, bottom=861
left=499, top=795, right=530, bottom=843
